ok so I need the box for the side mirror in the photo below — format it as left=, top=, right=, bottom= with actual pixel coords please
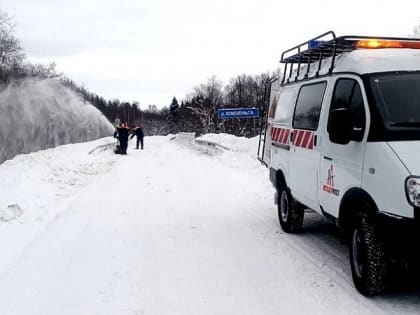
left=328, top=108, right=352, bottom=145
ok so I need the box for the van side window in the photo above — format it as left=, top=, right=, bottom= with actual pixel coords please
left=293, top=82, right=326, bottom=130
left=274, top=89, right=293, bottom=125
left=328, top=79, right=366, bottom=139
left=268, top=94, right=278, bottom=119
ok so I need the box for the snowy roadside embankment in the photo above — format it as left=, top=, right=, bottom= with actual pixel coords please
left=0, top=137, right=118, bottom=274
left=195, top=133, right=262, bottom=170
left=0, top=137, right=117, bottom=215
left=197, top=133, right=259, bottom=156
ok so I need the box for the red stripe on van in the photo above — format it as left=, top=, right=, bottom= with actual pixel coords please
left=292, top=130, right=315, bottom=150
left=275, top=128, right=281, bottom=142
left=308, top=134, right=314, bottom=149
left=271, top=127, right=292, bottom=145
left=282, top=129, right=290, bottom=144
left=300, top=130, right=308, bottom=147
left=272, top=128, right=278, bottom=141
left=278, top=129, right=285, bottom=142
left=301, top=131, right=311, bottom=148
left=295, top=130, right=304, bottom=146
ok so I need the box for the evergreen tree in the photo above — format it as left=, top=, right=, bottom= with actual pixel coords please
left=168, top=97, right=179, bottom=133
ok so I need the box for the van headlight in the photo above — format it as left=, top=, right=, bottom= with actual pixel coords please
left=406, top=177, right=420, bottom=207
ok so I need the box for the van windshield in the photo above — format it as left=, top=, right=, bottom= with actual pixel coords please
left=369, top=72, right=420, bottom=127
left=367, top=72, right=420, bottom=140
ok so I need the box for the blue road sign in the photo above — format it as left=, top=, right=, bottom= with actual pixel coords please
left=218, top=108, right=259, bottom=119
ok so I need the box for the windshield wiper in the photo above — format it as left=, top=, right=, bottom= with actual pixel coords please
left=389, top=122, right=420, bottom=127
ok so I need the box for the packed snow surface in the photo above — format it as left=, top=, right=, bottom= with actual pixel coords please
left=0, top=78, right=113, bottom=164
left=0, top=134, right=419, bottom=314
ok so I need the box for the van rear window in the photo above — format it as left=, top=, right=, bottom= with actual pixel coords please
left=293, top=82, right=327, bottom=130
left=274, top=89, right=294, bottom=125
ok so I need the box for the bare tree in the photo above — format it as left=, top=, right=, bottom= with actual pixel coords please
left=224, top=74, right=258, bottom=107
left=187, top=76, right=223, bottom=134
left=187, top=98, right=216, bottom=134
left=24, top=62, right=60, bottom=79
left=0, top=9, right=25, bottom=81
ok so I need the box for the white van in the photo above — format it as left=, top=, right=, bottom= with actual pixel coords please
left=258, top=31, right=420, bottom=296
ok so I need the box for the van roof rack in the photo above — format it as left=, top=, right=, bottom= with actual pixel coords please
left=280, top=30, right=420, bottom=85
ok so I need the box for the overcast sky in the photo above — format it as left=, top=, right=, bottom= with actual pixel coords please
left=2, top=0, right=420, bottom=108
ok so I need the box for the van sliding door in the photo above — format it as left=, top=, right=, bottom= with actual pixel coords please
left=289, top=82, right=327, bottom=211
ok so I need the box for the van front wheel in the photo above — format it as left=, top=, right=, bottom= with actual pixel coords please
left=278, top=186, right=304, bottom=233
left=349, top=217, right=388, bottom=296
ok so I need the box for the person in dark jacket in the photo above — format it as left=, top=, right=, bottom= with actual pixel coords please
left=130, top=124, right=144, bottom=150
left=114, top=122, right=130, bottom=154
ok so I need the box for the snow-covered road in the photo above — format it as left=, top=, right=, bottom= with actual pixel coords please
left=1, top=135, right=420, bottom=314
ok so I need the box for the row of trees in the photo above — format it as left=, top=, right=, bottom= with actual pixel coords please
left=1, top=7, right=275, bottom=138
left=3, top=7, right=420, bottom=138
left=61, top=72, right=275, bottom=138
left=175, top=74, right=275, bottom=137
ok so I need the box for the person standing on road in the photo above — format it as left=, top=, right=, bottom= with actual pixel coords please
left=130, top=124, right=144, bottom=150
left=114, top=122, right=130, bottom=154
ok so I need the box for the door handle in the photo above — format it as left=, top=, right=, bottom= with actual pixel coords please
left=323, top=156, right=333, bottom=161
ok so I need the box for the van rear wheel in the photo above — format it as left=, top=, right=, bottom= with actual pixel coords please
left=278, top=186, right=304, bottom=233
left=349, top=217, right=388, bottom=296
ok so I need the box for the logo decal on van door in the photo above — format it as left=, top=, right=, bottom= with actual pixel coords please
left=322, top=164, right=340, bottom=196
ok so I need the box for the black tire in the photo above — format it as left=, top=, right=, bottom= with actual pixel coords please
left=277, top=185, right=304, bottom=233
left=349, top=217, right=388, bottom=296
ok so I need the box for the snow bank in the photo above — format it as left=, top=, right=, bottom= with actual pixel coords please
left=0, top=78, right=114, bottom=164
left=0, top=137, right=118, bottom=302
left=0, top=137, right=117, bottom=224
left=196, top=133, right=259, bottom=157
left=193, top=133, right=265, bottom=180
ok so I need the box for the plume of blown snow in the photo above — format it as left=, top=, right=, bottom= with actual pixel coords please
left=0, top=78, right=114, bottom=163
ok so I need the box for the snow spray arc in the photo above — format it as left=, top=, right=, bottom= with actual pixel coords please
left=0, top=78, right=113, bottom=164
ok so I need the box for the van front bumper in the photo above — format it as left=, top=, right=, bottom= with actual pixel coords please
left=377, top=210, right=420, bottom=261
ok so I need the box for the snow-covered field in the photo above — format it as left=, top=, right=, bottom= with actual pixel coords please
left=0, top=134, right=420, bottom=314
